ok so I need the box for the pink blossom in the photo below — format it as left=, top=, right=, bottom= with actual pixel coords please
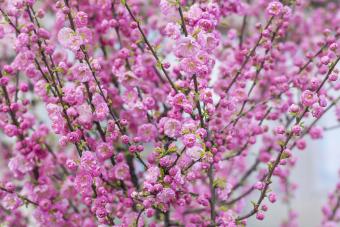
left=183, top=133, right=197, bottom=148
left=80, top=151, right=99, bottom=175
left=114, top=163, right=129, bottom=180
left=268, top=192, right=277, bottom=203
left=75, top=11, right=88, bottom=28
left=309, top=126, right=323, bottom=139
left=145, top=166, right=160, bottom=184
left=118, top=71, right=140, bottom=88
left=157, top=187, right=175, bottom=204
left=266, top=1, right=283, bottom=16
left=186, top=144, right=203, bottom=161
left=164, top=118, right=181, bottom=138
left=175, top=38, right=200, bottom=58
left=77, top=103, right=93, bottom=125
left=301, top=90, right=318, bottom=107
left=1, top=194, right=23, bottom=210
left=138, top=123, right=158, bottom=142
left=256, top=212, right=265, bottom=220
left=75, top=63, right=92, bottom=83
left=8, top=155, right=34, bottom=177
left=58, top=27, right=83, bottom=51
left=94, top=102, right=109, bottom=121
left=96, top=142, right=114, bottom=161
left=164, top=23, right=181, bottom=40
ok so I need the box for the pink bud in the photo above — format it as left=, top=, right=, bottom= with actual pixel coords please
left=254, top=181, right=264, bottom=190
left=256, top=212, right=265, bottom=220
left=268, top=192, right=277, bottom=203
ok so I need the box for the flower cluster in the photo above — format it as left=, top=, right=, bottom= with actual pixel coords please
left=0, top=0, right=340, bottom=226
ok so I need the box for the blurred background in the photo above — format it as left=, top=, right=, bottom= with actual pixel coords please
left=249, top=111, right=340, bottom=227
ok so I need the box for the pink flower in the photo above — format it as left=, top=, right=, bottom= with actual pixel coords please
left=58, top=27, right=83, bottom=51
left=183, top=134, right=197, bottom=148
left=96, top=207, right=107, bottom=219
left=66, top=159, right=78, bottom=171
left=77, top=103, right=93, bottom=125
left=122, top=90, right=139, bottom=109
left=8, top=155, right=34, bottom=177
left=114, top=163, right=130, bottom=180
left=179, top=58, right=199, bottom=74
left=159, top=0, right=179, bottom=21
left=118, top=71, right=140, bottom=88
left=141, top=53, right=157, bottom=67
left=289, top=104, right=300, bottom=113
left=75, top=171, right=93, bottom=191
left=1, top=194, right=23, bottom=210
left=94, top=102, right=109, bottom=121
left=144, top=166, right=160, bottom=184
left=217, top=210, right=236, bottom=226
left=268, top=192, right=277, bottom=203
left=157, top=188, right=175, bottom=204
left=186, top=145, right=203, bottom=161
left=275, top=125, right=285, bottom=134
left=309, top=126, right=323, bottom=139
left=292, top=125, right=302, bottom=136
left=256, top=212, right=265, bottom=220
left=254, top=181, right=264, bottom=190
left=164, top=23, right=181, bottom=40
left=195, top=51, right=212, bottom=65
left=138, top=123, right=158, bottom=142
left=164, top=118, right=181, bottom=138
left=75, top=11, right=88, bottom=28
left=80, top=151, right=99, bottom=175
left=296, top=139, right=306, bottom=150
left=75, top=63, right=92, bottom=83
left=175, top=38, right=200, bottom=58
left=301, top=90, right=318, bottom=107
left=197, top=33, right=219, bottom=52
left=171, top=93, right=188, bottom=108
left=187, top=4, right=203, bottom=21
left=4, top=124, right=18, bottom=137
left=218, top=183, right=232, bottom=201
left=266, top=1, right=283, bottom=16
left=96, top=142, right=114, bottom=161
left=16, top=33, right=29, bottom=47
left=78, top=27, right=93, bottom=44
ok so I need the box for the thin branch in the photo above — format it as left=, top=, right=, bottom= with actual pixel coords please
left=123, top=2, right=178, bottom=93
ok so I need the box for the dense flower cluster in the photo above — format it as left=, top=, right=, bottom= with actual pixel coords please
left=0, top=0, right=340, bottom=226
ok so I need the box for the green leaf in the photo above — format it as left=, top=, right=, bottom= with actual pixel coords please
left=53, top=66, right=64, bottom=73
left=2, top=71, right=9, bottom=76
left=156, top=61, right=162, bottom=69
left=267, top=162, right=274, bottom=172
left=220, top=205, right=229, bottom=211
left=120, top=0, right=126, bottom=5
left=155, top=147, right=163, bottom=153
left=281, top=151, right=290, bottom=160
left=277, top=140, right=285, bottom=146
left=203, top=110, right=209, bottom=119
left=213, top=178, right=226, bottom=189
left=168, top=146, right=177, bottom=153
left=45, top=83, right=51, bottom=94
left=290, top=112, right=298, bottom=117
left=300, top=121, right=305, bottom=128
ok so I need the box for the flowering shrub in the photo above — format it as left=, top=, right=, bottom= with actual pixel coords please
left=0, top=0, right=340, bottom=226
